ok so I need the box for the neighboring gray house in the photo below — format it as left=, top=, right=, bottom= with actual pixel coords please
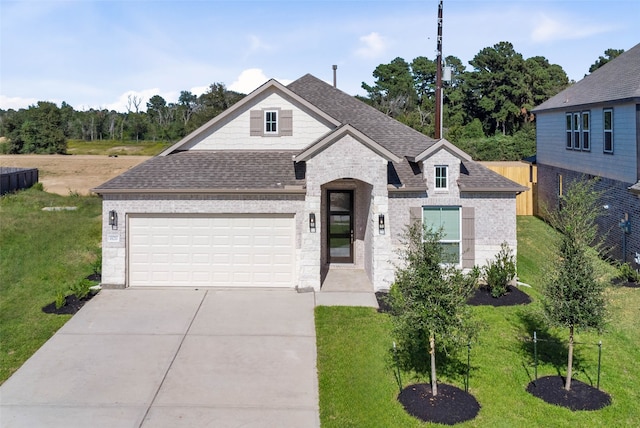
left=93, top=74, right=525, bottom=291
left=533, top=42, right=640, bottom=264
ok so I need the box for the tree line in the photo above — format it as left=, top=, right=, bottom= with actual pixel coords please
left=0, top=44, right=622, bottom=160
left=0, top=83, right=245, bottom=154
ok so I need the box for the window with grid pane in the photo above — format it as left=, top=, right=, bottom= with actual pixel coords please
left=604, top=109, right=613, bottom=153
left=265, top=111, right=277, bottom=134
left=435, top=165, right=448, bottom=190
left=581, top=111, right=590, bottom=151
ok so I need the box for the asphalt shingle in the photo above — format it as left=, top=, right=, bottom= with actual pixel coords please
left=94, top=74, right=525, bottom=194
left=533, top=42, right=640, bottom=112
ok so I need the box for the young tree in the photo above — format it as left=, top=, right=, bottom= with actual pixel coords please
left=387, top=222, right=478, bottom=396
left=543, top=178, right=607, bottom=391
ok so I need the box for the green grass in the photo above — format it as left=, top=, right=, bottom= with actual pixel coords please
left=0, top=188, right=102, bottom=383
left=316, top=216, right=640, bottom=427
left=67, top=139, right=171, bottom=156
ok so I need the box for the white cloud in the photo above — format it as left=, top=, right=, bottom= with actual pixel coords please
left=531, top=13, right=613, bottom=43
left=355, top=32, right=388, bottom=59
left=228, top=69, right=270, bottom=94
left=0, top=95, right=40, bottom=110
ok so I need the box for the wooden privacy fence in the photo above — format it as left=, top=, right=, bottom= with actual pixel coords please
left=0, top=167, right=39, bottom=196
left=480, top=161, right=537, bottom=216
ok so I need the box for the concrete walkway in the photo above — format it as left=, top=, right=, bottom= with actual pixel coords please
left=316, top=268, right=380, bottom=308
left=0, top=289, right=319, bottom=428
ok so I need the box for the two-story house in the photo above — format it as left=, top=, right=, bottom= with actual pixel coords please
left=533, top=43, right=640, bottom=264
left=93, top=74, right=525, bottom=291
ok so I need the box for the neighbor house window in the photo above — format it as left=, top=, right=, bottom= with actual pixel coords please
left=573, top=113, right=581, bottom=149
left=435, top=165, right=448, bottom=190
left=581, top=111, right=590, bottom=151
left=265, top=110, right=278, bottom=134
left=565, top=114, right=572, bottom=149
left=565, top=111, right=590, bottom=150
left=604, top=109, right=613, bottom=153
left=423, top=206, right=461, bottom=264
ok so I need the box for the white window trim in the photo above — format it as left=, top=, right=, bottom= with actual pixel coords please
left=581, top=111, right=590, bottom=152
left=565, top=113, right=572, bottom=149
left=565, top=111, right=591, bottom=151
left=422, top=206, right=462, bottom=265
left=264, top=109, right=278, bottom=135
left=573, top=112, right=581, bottom=150
left=434, top=165, right=448, bottom=191
left=603, top=108, right=614, bottom=154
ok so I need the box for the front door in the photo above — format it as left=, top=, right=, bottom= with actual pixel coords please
left=327, top=190, right=354, bottom=263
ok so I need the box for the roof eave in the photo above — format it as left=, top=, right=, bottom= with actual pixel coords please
left=532, top=96, right=640, bottom=114
left=459, top=186, right=529, bottom=194
left=92, top=187, right=307, bottom=196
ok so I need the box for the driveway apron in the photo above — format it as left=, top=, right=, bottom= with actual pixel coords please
left=0, top=289, right=320, bottom=428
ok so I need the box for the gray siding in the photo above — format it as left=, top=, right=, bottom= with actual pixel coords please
left=536, top=102, right=638, bottom=183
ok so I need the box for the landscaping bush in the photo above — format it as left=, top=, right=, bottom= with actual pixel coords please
left=482, top=241, right=517, bottom=297
left=617, top=262, right=640, bottom=283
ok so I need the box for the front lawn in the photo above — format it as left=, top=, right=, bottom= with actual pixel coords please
left=0, top=188, right=101, bottom=383
left=316, top=216, right=640, bottom=426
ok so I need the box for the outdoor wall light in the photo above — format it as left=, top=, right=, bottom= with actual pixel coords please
left=309, top=213, right=316, bottom=233
left=379, top=214, right=385, bottom=235
left=109, top=210, right=118, bottom=230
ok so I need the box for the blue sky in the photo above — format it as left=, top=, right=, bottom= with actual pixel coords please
left=1, top=0, right=638, bottom=112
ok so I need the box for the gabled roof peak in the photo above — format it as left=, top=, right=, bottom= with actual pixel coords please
left=410, top=138, right=472, bottom=163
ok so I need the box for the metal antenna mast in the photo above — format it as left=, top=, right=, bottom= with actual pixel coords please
left=434, top=0, right=443, bottom=140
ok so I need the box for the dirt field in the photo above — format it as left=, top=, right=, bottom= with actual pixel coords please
left=0, top=155, right=151, bottom=195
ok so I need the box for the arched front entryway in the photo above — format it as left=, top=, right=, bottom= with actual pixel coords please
left=320, top=179, right=373, bottom=288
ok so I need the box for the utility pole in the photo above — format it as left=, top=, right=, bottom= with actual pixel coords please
left=434, top=0, right=443, bottom=140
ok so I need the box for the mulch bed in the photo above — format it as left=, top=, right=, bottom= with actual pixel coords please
left=398, top=383, right=480, bottom=425
left=526, top=375, right=611, bottom=411
left=375, top=291, right=392, bottom=313
left=467, top=284, right=531, bottom=306
left=42, top=293, right=96, bottom=315
left=611, top=278, right=640, bottom=288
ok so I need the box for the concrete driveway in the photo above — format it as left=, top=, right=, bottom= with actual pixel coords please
left=0, top=289, right=319, bottom=428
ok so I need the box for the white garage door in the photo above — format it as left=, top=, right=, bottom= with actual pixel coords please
left=128, top=215, right=295, bottom=287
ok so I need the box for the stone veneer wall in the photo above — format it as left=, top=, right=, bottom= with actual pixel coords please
left=303, top=134, right=391, bottom=291
left=388, top=191, right=518, bottom=280
left=100, top=194, right=305, bottom=288
left=538, top=163, right=640, bottom=265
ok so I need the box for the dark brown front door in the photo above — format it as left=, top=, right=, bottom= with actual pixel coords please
left=327, top=190, right=354, bottom=263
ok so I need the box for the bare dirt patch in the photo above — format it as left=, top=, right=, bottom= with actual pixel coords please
left=0, top=154, right=150, bottom=195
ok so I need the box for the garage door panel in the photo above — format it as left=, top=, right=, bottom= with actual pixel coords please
left=129, top=215, right=295, bottom=287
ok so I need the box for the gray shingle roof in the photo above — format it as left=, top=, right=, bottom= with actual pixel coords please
left=533, top=42, right=640, bottom=112
left=459, top=162, right=528, bottom=192
left=287, top=74, right=436, bottom=158
left=94, top=151, right=305, bottom=193
left=94, top=74, right=525, bottom=194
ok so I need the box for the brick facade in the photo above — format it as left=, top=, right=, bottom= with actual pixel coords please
left=538, top=163, right=640, bottom=265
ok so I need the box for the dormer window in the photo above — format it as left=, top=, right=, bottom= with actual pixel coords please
left=265, top=110, right=278, bottom=134
left=250, top=108, right=293, bottom=137
left=435, top=165, right=448, bottom=190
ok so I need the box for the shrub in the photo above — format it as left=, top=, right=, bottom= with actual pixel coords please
left=54, top=289, right=67, bottom=310
left=617, top=262, right=640, bottom=283
left=69, top=278, right=93, bottom=300
left=482, top=242, right=516, bottom=298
